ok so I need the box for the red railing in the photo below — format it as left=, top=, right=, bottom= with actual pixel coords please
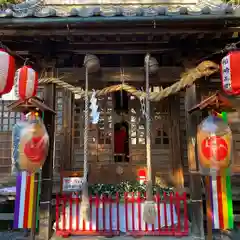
left=55, top=192, right=189, bottom=238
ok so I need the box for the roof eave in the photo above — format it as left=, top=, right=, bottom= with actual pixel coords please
left=1, top=14, right=240, bottom=27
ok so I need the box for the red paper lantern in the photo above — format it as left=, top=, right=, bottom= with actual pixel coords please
left=220, top=51, right=240, bottom=95
left=197, top=116, right=232, bottom=174
left=16, top=66, right=38, bottom=100
left=137, top=169, right=146, bottom=183
left=0, top=49, right=15, bottom=95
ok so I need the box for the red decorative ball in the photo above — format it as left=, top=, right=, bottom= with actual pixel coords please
left=201, top=136, right=228, bottom=161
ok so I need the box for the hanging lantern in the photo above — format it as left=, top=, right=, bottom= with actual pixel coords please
left=16, top=66, right=38, bottom=100
left=220, top=51, right=240, bottom=95
left=0, top=49, right=15, bottom=95
left=12, top=113, right=49, bottom=173
left=137, top=169, right=146, bottom=184
left=197, top=115, right=232, bottom=175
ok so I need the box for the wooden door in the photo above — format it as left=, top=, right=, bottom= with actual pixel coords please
left=73, top=95, right=114, bottom=168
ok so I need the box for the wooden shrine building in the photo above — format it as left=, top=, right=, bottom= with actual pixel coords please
left=0, top=0, right=240, bottom=188
left=0, top=1, right=240, bottom=237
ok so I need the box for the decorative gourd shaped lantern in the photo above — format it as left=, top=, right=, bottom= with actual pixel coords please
left=12, top=113, right=49, bottom=173
left=15, top=66, right=38, bottom=100
left=220, top=51, right=240, bottom=95
left=0, top=49, right=15, bottom=95
left=197, top=115, right=232, bottom=175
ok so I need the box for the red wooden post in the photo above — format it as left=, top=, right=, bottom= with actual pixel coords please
left=156, top=193, right=161, bottom=233
left=76, top=195, right=79, bottom=231
left=89, top=195, right=92, bottom=231
left=169, top=192, right=174, bottom=234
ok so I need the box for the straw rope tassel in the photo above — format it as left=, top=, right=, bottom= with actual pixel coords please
left=143, top=54, right=156, bottom=224
left=80, top=67, right=90, bottom=221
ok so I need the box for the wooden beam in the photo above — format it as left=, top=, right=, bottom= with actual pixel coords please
left=185, top=84, right=204, bottom=239
left=55, top=67, right=183, bottom=83
left=0, top=28, right=237, bottom=36
left=38, top=83, right=56, bottom=240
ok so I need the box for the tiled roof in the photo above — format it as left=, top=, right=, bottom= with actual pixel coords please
left=0, top=0, right=239, bottom=18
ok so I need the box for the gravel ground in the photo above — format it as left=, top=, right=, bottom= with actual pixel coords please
left=0, top=231, right=27, bottom=240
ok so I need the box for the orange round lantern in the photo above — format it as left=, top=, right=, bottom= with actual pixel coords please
left=0, top=49, right=15, bottom=95
left=220, top=51, right=240, bottom=95
left=16, top=66, right=38, bottom=100
left=197, top=115, right=232, bottom=175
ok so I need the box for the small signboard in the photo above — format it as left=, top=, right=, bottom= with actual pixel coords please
left=62, top=177, right=84, bottom=192
left=60, top=170, right=84, bottom=193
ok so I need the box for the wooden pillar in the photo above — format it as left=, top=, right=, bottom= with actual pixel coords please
left=169, top=95, right=184, bottom=189
left=38, top=83, right=56, bottom=240
left=185, top=84, right=205, bottom=239
left=62, top=89, right=74, bottom=170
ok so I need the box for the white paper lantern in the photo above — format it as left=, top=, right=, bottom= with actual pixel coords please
left=15, top=66, right=38, bottom=100
left=0, top=49, right=15, bottom=95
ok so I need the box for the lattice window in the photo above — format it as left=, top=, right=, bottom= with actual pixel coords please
left=155, top=128, right=169, bottom=146
left=0, top=100, right=21, bottom=131
left=98, top=95, right=113, bottom=145
left=151, top=94, right=170, bottom=149
left=129, top=95, right=144, bottom=145
left=56, top=89, right=63, bottom=132
left=73, top=100, right=83, bottom=148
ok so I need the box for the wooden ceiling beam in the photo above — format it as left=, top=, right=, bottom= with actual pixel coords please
left=53, top=66, right=184, bottom=83
left=3, top=38, right=233, bottom=53
left=0, top=28, right=237, bottom=37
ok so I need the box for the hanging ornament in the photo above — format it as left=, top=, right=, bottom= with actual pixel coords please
left=197, top=115, right=232, bottom=175
left=0, top=49, right=15, bottom=95
left=89, top=90, right=100, bottom=124
left=12, top=112, right=49, bottom=173
left=15, top=66, right=38, bottom=100
left=220, top=51, right=240, bottom=95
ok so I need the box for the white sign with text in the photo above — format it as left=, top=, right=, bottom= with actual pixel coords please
left=62, top=177, right=84, bottom=192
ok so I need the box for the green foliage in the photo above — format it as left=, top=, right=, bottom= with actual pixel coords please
left=88, top=181, right=174, bottom=199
